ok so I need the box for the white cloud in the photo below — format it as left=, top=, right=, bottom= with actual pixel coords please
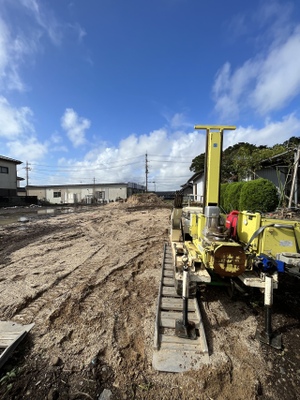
left=50, top=131, right=63, bottom=144
left=19, top=0, right=62, bottom=45
left=0, top=2, right=53, bottom=92
left=170, top=113, right=194, bottom=129
left=49, top=132, right=68, bottom=153
left=255, top=0, right=295, bottom=48
left=0, top=1, right=87, bottom=92
left=161, top=111, right=193, bottom=130
left=20, top=0, right=86, bottom=45
left=50, top=125, right=206, bottom=190
left=0, top=95, right=48, bottom=164
left=224, top=113, right=300, bottom=149
left=0, top=96, right=34, bottom=138
left=213, top=4, right=300, bottom=118
left=0, top=19, right=10, bottom=81
left=251, top=28, right=300, bottom=114
left=61, top=108, right=91, bottom=147
left=69, top=22, right=87, bottom=43
left=6, top=137, right=48, bottom=161
left=0, top=17, right=32, bottom=92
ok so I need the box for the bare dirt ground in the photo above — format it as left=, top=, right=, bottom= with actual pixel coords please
left=0, top=195, right=299, bottom=400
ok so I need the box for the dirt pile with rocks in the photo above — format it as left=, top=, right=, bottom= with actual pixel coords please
left=0, top=199, right=299, bottom=399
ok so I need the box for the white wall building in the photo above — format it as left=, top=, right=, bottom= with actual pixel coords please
left=27, top=182, right=145, bottom=204
left=182, top=172, right=205, bottom=203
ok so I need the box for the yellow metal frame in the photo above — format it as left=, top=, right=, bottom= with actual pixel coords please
left=237, top=211, right=300, bottom=257
left=194, top=125, right=236, bottom=207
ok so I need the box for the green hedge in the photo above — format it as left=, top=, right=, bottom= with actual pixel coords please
left=220, top=179, right=278, bottom=212
left=239, top=178, right=278, bottom=212
left=220, top=183, right=229, bottom=212
left=224, top=181, right=245, bottom=212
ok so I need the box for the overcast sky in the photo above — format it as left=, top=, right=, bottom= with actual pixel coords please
left=1, top=0, right=300, bottom=191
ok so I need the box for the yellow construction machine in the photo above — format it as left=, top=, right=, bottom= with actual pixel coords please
left=153, top=125, right=300, bottom=372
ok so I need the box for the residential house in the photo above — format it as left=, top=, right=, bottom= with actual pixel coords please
left=0, top=155, right=23, bottom=204
left=256, top=150, right=300, bottom=206
left=181, top=171, right=205, bottom=203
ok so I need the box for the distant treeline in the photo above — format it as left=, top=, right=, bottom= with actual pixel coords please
left=190, top=137, right=300, bottom=183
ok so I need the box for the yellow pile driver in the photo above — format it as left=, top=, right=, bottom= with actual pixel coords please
left=153, top=125, right=300, bottom=372
left=171, top=125, right=300, bottom=349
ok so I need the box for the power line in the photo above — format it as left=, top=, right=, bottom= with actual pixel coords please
left=29, top=161, right=143, bottom=173
left=145, top=153, right=149, bottom=192
left=149, top=160, right=191, bottom=164
left=29, top=156, right=192, bottom=170
left=30, top=155, right=145, bottom=169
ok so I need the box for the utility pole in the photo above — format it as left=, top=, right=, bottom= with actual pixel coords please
left=288, top=145, right=300, bottom=208
left=295, top=146, right=299, bottom=207
left=93, top=177, right=96, bottom=201
left=145, top=153, right=149, bottom=192
left=24, top=161, right=31, bottom=187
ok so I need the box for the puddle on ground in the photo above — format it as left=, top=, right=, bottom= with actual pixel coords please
left=0, top=209, right=56, bottom=226
left=0, top=206, right=84, bottom=226
left=37, top=208, right=55, bottom=215
left=0, top=215, right=23, bottom=226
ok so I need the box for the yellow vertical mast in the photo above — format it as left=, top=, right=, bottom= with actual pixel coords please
left=194, top=125, right=236, bottom=208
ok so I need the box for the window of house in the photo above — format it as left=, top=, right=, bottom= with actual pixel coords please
left=95, top=191, right=105, bottom=199
left=53, top=192, right=61, bottom=198
left=0, top=166, right=9, bottom=173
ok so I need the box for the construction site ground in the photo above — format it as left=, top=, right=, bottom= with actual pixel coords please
left=0, top=195, right=299, bottom=400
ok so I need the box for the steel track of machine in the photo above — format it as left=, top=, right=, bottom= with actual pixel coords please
left=152, top=244, right=209, bottom=372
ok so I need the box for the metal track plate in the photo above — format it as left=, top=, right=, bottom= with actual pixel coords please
left=153, top=244, right=209, bottom=372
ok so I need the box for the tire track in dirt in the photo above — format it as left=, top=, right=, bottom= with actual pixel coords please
left=11, top=245, right=106, bottom=324
left=35, top=223, right=166, bottom=371
left=0, top=224, right=68, bottom=267
left=12, top=214, right=161, bottom=329
left=0, top=225, right=101, bottom=319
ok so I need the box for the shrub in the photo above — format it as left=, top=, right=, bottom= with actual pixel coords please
left=220, top=183, right=229, bottom=212
left=239, top=178, right=278, bottom=212
left=224, top=181, right=245, bottom=212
